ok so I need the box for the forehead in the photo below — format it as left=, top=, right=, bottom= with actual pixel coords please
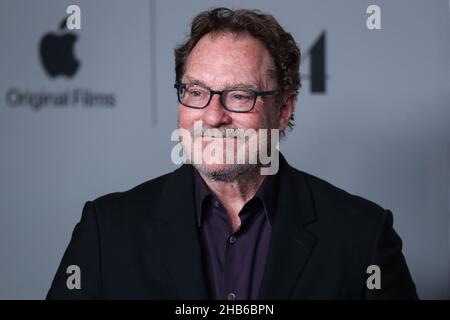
left=183, top=32, right=275, bottom=88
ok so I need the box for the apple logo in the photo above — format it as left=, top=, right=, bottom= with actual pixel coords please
left=39, top=18, right=80, bottom=78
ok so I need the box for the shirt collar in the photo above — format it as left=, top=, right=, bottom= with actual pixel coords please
left=194, top=169, right=277, bottom=228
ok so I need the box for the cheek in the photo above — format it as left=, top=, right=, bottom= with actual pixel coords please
left=265, top=104, right=281, bottom=128
left=179, top=106, right=199, bottom=129
left=249, top=106, right=279, bottom=129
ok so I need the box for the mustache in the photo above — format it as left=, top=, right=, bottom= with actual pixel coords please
left=192, top=126, right=247, bottom=140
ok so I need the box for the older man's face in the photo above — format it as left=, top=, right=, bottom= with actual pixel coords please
left=178, top=32, right=285, bottom=181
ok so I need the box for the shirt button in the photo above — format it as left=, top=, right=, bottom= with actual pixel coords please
left=227, top=293, right=236, bottom=300
left=229, top=236, right=237, bottom=244
left=213, top=200, right=220, bottom=208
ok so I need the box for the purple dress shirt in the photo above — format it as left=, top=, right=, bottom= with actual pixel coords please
left=194, top=170, right=277, bottom=300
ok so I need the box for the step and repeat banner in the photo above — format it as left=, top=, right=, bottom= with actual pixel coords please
left=0, top=0, right=449, bottom=299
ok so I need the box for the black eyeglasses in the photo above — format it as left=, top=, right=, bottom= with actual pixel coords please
left=174, top=83, right=280, bottom=113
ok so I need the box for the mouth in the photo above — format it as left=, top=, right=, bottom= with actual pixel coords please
left=198, top=135, right=238, bottom=141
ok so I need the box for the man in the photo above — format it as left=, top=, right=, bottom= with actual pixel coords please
left=47, top=7, right=418, bottom=299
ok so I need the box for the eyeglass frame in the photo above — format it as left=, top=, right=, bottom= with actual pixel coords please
left=174, top=82, right=281, bottom=113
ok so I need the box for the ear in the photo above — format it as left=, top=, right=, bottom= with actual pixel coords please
left=278, top=93, right=297, bottom=132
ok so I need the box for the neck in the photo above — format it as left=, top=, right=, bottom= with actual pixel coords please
left=199, top=167, right=266, bottom=232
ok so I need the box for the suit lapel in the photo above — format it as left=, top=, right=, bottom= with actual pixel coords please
left=258, top=155, right=318, bottom=299
left=146, top=164, right=209, bottom=299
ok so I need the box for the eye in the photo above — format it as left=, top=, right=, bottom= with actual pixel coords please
left=191, top=90, right=202, bottom=97
left=231, top=91, right=253, bottom=100
left=187, top=86, right=206, bottom=98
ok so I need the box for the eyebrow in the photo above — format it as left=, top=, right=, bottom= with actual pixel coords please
left=182, top=76, right=260, bottom=91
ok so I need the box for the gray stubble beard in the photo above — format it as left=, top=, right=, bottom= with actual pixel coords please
left=193, top=162, right=261, bottom=183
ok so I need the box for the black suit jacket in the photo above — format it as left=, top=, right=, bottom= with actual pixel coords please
left=47, top=155, right=418, bottom=299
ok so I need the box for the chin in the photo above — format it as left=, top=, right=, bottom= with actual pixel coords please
left=193, top=162, right=258, bottom=183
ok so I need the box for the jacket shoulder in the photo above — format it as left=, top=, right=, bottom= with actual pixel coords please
left=294, top=168, right=388, bottom=227
left=86, top=169, right=176, bottom=222
left=290, top=168, right=417, bottom=299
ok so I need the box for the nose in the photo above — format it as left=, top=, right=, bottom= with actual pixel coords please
left=202, top=93, right=232, bottom=127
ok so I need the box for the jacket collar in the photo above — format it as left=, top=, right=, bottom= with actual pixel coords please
left=257, top=153, right=318, bottom=299
left=146, top=163, right=209, bottom=299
